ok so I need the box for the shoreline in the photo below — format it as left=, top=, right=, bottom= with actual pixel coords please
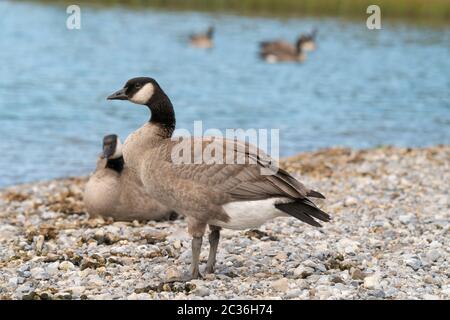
left=1, top=144, right=448, bottom=191
left=29, top=0, right=450, bottom=24
left=0, top=145, right=448, bottom=299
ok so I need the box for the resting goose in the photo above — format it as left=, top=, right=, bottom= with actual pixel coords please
left=259, top=37, right=306, bottom=63
left=189, top=26, right=214, bottom=49
left=107, top=77, right=330, bottom=279
left=83, top=134, right=176, bottom=222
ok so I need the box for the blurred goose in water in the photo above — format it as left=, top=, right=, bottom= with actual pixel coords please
left=107, top=77, right=330, bottom=280
left=260, top=37, right=307, bottom=63
left=84, top=134, right=177, bottom=222
left=189, top=26, right=214, bottom=48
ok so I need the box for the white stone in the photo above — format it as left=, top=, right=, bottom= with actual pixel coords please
left=337, top=238, right=360, bottom=254
left=363, top=274, right=381, bottom=290
left=293, top=266, right=314, bottom=278
left=59, top=261, right=75, bottom=271
left=8, top=277, right=18, bottom=287
left=398, top=214, right=414, bottom=224
left=344, top=196, right=358, bottom=207
left=46, top=261, right=60, bottom=275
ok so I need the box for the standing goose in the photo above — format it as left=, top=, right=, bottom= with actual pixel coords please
left=189, top=26, right=214, bottom=49
left=107, top=77, right=330, bottom=279
left=84, top=134, right=176, bottom=222
left=259, top=37, right=306, bottom=63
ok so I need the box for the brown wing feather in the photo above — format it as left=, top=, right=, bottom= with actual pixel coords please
left=158, top=137, right=315, bottom=202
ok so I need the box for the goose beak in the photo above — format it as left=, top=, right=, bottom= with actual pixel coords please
left=107, top=88, right=128, bottom=100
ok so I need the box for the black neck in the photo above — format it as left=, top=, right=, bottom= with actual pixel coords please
left=147, top=91, right=176, bottom=137
left=106, top=156, right=124, bottom=173
left=296, top=42, right=302, bottom=55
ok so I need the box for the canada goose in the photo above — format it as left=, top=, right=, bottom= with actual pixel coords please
left=299, top=28, right=318, bottom=52
left=189, top=26, right=214, bottom=49
left=83, top=134, right=176, bottom=222
left=107, top=77, right=330, bottom=279
left=259, top=37, right=306, bottom=63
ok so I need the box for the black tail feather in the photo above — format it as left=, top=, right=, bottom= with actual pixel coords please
left=307, top=190, right=326, bottom=199
left=275, top=198, right=330, bottom=227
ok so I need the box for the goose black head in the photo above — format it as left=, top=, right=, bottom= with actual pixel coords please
left=107, top=77, right=162, bottom=105
left=107, top=77, right=175, bottom=132
left=102, top=134, right=122, bottom=159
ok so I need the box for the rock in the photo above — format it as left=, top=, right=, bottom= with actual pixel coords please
left=194, top=286, right=210, bottom=297
left=128, top=292, right=152, bottom=300
left=351, top=269, right=367, bottom=280
left=59, top=261, right=75, bottom=271
left=16, top=284, right=33, bottom=295
left=165, top=267, right=181, bottom=281
left=293, top=266, right=314, bottom=278
left=344, top=196, right=358, bottom=207
left=404, top=257, right=422, bottom=271
left=8, top=277, right=18, bottom=287
left=80, top=254, right=106, bottom=270
left=68, top=286, right=85, bottom=297
left=173, top=240, right=182, bottom=249
left=423, top=275, right=434, bottom=284
left=363, top=274, right=380, bottom=290
left=284, top=289, right=303, bottom=299
left=331, top=276, right=344, bottom=284
left=385, top=288, right=398, bottom=297
left=272, top=278, right=289, bottom=292
left=104, top=232, right=119, bottom=244
left=337, top=239, right=360, bottom=255
left=0, top=225, right=19, bottom=238
left=368, top=289, right=385, bottom=298
left=274, top=252, right=288, bottom=260
left=398, top=214, right=414, bottom=224
left=30, top=267, right=48, bottom=280
left=94, top=230, right=105, bottom=243
left=35, top=235, right=45, bottom=254
left=46, top=261, right=60, bottom=275
left=316, top=264, right=327, bottom=272
left=302, top=259, right=318, bottom=268
left=426, top=250, right=441, bottom=262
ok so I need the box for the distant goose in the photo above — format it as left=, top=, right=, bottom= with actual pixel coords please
left=107, top=77, right=330, bottom=279
left=83, top=134, right=176, bottom=222
left=259, top=37, right=306, bottom=63
left=189, top=26, right=214, bottom=48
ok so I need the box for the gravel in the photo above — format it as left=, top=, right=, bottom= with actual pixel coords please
left=0, top=146, right=448, bottom=300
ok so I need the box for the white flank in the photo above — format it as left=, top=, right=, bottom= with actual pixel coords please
left=130, top=83, right=155, bottom=105
left=265, top=55, right=278, bottom=63
left=209, top=198, right=289, bottom=230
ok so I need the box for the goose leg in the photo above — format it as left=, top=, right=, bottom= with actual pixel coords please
left=187, top=218, right=206, bottom=280
left=191, top=236, right=203, bottom=279
left=205, top=225, right=221, bottom=274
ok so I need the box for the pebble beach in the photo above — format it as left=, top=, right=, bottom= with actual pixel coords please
left=0, top=146, right=448, bottom=300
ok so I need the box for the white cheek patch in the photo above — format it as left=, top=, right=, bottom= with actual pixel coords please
left=130, top=83, right=155, bottom=105
left=111, top=138, right=123, bottom=159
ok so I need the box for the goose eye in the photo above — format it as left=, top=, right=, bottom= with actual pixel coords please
left=135, top=83, right=142, bottom=89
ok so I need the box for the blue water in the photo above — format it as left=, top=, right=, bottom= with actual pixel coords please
left=1, top=1, right=449, bottom=187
